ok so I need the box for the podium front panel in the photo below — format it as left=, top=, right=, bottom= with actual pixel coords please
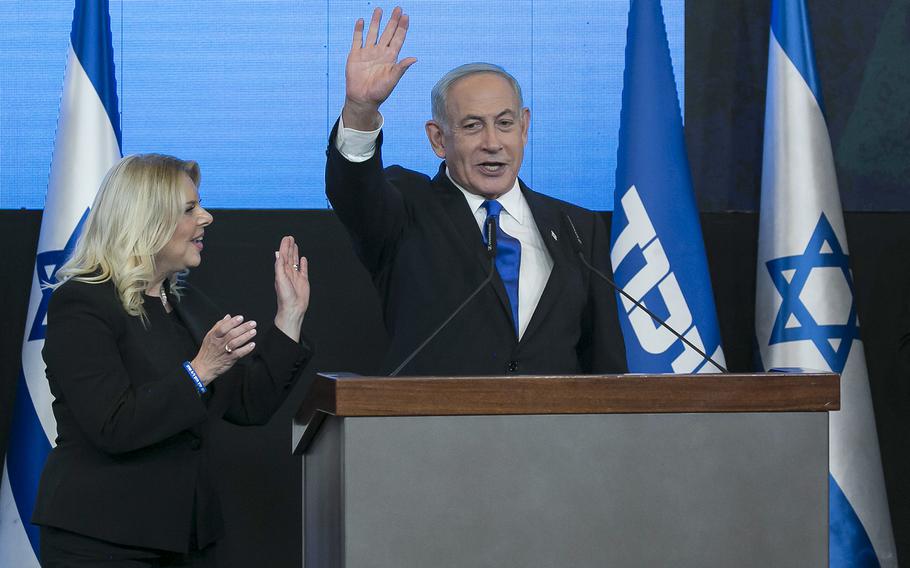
left=305, top=411, right=827, bottom=567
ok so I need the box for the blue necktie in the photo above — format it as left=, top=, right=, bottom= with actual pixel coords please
left=482, top=200, right=521, bottom=336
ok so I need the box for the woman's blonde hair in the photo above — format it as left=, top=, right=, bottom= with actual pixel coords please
left=55, top=153, right=201, bottom=320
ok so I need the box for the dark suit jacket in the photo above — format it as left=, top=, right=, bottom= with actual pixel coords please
left=326, top=124, right=627, bottom=376
left=32, top=279, right=310, bottom=553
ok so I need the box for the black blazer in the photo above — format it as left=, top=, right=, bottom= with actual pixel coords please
left=326, top=124, right=627, bottom=376
left=32, top=279, right=310, bottom=553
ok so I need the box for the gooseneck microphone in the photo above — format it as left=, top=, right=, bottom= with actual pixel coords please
left=563, top=214, right=728, bottom=374
left=389, top=216, right=498, bottom=377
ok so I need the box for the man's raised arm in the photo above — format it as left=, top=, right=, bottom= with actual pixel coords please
left=325, top=7, right=416, bottom=275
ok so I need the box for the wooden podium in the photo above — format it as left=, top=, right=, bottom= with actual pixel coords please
left=293, top=372, right=839, bottom=568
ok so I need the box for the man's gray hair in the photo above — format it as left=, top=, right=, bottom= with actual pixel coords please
left=430, top=63, right=524, bottom=127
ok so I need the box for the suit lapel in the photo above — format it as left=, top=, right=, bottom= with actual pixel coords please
left=432, top=164, right=513, bottom=321
left=168, top=283, right=209, bottom=347
left=520, top=185, right=570, bottom=343
left=168, top=282, right=217, bottom=405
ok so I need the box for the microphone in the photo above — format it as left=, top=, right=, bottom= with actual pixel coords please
left=485, top=210, right=497, bottom=256
left=563, top=213, right=728, bottom=373
left=389, top=216, right=498, bottom=376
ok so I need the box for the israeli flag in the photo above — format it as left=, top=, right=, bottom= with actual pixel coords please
left=755, top=0, right=897, bottom=565
left=0, top=1, right=121, bottom=564
left=610, top=0, right=725, bottom=374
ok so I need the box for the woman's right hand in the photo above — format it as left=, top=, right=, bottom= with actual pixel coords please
left=190, top=314, right=257, bottom=386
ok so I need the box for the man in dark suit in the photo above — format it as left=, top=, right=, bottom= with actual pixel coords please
left=327, top=6, right=627, bottom=376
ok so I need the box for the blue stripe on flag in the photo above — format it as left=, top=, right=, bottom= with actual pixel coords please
left=830, top=475, right=880, bottom=567
left=71, top=0, right=121, bottom=147
left=770, top=0, right=824, bottom=109
left=6, top=371, right=53, bottom=558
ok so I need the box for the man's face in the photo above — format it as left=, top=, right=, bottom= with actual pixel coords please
left=425, top=73, right=530, bottom=199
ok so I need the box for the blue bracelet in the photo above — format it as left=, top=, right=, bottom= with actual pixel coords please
left=182, top=361, right=207, bottom=394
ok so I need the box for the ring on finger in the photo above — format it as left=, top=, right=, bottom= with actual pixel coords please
left=293, top=263, right=299, bottom=271
left=224, top=343, right=233, bottom=354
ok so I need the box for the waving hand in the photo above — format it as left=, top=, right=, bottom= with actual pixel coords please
left=343, top=6, right=416, bottom=130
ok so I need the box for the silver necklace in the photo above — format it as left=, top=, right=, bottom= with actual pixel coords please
left=159, top=286, right=170, bottom=309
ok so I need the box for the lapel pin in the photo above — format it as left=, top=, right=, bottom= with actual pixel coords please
left=551, top=230, right=558, bottom=241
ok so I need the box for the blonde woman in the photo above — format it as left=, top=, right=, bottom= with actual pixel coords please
left=32, top=154, right=311, bottom=567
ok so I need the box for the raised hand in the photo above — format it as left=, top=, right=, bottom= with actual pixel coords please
left=191, top=314, right=258, bottom=386
left=343, top=6, right=417, bottom=130
left=273, top=235, right=309, bottom=343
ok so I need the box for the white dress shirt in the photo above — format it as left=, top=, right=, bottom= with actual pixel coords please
left=335, top=114, right=554, bottom=339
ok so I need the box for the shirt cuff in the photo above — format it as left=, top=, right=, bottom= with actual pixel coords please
left=336, top=112, right=384, bottom=163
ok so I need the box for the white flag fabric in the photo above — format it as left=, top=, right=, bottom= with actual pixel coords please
left=0, top=1, right=121, bottom=564
left=755, top=0, right=896, bottom=565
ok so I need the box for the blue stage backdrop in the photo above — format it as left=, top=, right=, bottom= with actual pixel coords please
left=0, top=1, right=684, bottom=211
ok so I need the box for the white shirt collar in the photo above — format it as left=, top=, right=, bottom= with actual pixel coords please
left=445, top=166, right=525, bottom=225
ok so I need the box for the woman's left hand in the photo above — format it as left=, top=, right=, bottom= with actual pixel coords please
left=273, top=236, right=309, bottom=342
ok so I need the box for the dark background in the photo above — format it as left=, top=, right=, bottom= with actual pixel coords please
left=2, top=0, right=908, bottom=565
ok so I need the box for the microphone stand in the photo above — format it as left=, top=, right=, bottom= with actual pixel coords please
left=389, top=216, right=498, bottom=377
left=563, top=214, right=728, bottom=374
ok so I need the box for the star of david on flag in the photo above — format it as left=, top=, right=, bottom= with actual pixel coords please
left=28, top=209, right=89, bottom=342
left=765, top=213, right=859, bottom=374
